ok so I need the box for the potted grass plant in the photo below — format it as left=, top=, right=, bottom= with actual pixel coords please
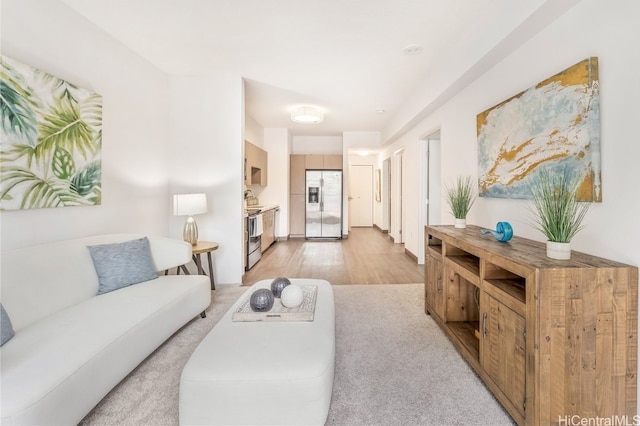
left=445, top=176, right=476, bottom=229
left=529, top=167, right=590, bottom=260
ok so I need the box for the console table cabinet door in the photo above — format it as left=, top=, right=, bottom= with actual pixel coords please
left=425, top=254, right=445, bottom=319
left=481, top=291, right=526, bottom=419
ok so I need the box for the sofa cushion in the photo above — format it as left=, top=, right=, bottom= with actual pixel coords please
left=1, top=303, right=15, bottom=346
left=88, top=237, right=158, bottom=295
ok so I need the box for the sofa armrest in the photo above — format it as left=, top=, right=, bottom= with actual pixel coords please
left=148, top=237, right=192, bottom=271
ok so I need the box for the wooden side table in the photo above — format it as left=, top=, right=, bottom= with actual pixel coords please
left=177, top=241, right=219, bottom=290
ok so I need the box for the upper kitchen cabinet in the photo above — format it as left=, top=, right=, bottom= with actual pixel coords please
left=304, top=154, right=343, bottom=170
left=323, top=155, right=343, bottom=169
left=245, top=141, right=268, bottom=186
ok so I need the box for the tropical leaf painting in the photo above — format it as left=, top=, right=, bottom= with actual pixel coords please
left=0, top=55, right=102, bottom=210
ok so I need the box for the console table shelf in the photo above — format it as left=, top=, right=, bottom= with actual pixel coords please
left=425, top=225, right=638, bottom=425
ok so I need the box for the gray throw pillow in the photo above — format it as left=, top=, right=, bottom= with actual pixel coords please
left=1, top=303, right=15, bottom=346
left=88, top=237, right=158, bottom=295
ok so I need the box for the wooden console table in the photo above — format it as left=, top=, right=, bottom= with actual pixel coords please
left=425, top=225, right=638, bottom=425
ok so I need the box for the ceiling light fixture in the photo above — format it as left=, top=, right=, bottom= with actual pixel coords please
left=291, top=106, right=324, bottom=124
left=403, top=44, right=423, bottom=56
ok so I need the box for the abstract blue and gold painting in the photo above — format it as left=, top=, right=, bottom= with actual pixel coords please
left=477, top=57, right=601, bottom=202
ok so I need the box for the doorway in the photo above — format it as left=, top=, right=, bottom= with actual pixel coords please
left=392, top=149, right=405, bottom=244
left=349, top=165, right=374, bottom=227
left=418, top=130, right=441, bottom=263
left=382, top=158, right=391, bottom=232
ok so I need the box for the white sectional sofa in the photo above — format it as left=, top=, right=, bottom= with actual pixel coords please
left=0, top=234, right=211, bottom=425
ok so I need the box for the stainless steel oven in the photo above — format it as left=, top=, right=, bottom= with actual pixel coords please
left=245, top=212, right=262, bottom=270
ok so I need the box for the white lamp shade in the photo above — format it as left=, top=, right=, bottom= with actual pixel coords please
left=173, top=193, right=207, bottom=216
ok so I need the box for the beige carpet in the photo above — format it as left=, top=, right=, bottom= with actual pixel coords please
left=81, top=283, right=514, bottom=425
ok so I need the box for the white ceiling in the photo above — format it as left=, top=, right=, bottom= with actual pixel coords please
left=60, top=0, right=550, bottom=139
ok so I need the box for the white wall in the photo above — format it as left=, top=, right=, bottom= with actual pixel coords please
left=378, top=141, right=419, bottom=251
left=0, top=0, right=170, bottom=249
left=292, top=136, right=342, bottom=154
left=168, top=75, right=244, bottom=284
left=387, top=0, right=640, bottom=270
left=261, top=128, right=292, bottom=238
left=244, top=114, right=264, bottom=148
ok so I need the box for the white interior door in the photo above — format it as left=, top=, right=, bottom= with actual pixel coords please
left=349, top=165, right=373, bottom=227
left=382, top=158, right=391, bottom=232
left=392, top=150, right=405, bottom=243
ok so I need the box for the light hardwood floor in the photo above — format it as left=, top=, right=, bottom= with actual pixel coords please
left=243, top=227, right=424, bottom=286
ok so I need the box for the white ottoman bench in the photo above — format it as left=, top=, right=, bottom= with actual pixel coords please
left=179, top=279, right=335, bottom=425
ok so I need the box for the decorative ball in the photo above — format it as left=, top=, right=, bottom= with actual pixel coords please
left=249, top=288, right=274, bottom=312
left=281, top=284, right=304, bottom=308
left=270, top=277, right=291, bottom=298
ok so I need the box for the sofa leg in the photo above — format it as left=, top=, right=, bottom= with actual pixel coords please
left=200, top=311, right=206, bottom=318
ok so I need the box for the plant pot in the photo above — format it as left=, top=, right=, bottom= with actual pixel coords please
left=546, top=241, right=571, bottom=260
left=454, top=218, right=467, bottom=229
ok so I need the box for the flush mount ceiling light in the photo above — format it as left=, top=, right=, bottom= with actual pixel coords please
left=291, top=106, right=324, bottom=124
left=403, top=44, right=423, bottom=56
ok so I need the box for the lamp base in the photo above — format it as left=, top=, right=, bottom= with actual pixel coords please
left=183, top=216, right=199, bottom=245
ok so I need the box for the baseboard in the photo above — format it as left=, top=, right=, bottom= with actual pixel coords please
left=287, top=234, right=348, bottom=239
left=373, top=224, right=389, bottom=234
left=389, top=235, right=395, bottom=243
left=276, top=236, right=289, bottom=241
left=404, top=248, right=418, bottom=263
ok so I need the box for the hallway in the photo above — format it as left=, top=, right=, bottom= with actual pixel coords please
left=243, top=227, right=424, bottom=286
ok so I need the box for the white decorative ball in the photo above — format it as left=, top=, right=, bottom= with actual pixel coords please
left=280, top=284, right=304, bottom=308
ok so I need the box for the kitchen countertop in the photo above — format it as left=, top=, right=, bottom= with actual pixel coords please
left=244, top=204, right=279, bottom=217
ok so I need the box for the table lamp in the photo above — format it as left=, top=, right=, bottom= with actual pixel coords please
left=173, top=193, right=207, bottom=245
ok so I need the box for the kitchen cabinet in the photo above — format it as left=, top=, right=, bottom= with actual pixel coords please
left=304, top=154, right=342, bottom=170
left=323, top=155, right=343, bottom=169
left=261, top=208, right=276, bottom=252
left=245, top=141, right=268, bottom=186
left=290, top=155, right=306, bottom=238
left=289, top=194, right=305, bottom=237
left=424, top=225, right=638, bottom=425
left=305, top=154, right=324, bottom=170
left=290, top=154, right=305, bottom=195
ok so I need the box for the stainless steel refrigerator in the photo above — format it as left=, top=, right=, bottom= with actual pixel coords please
left=306, top=170, right=342, bottom=239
